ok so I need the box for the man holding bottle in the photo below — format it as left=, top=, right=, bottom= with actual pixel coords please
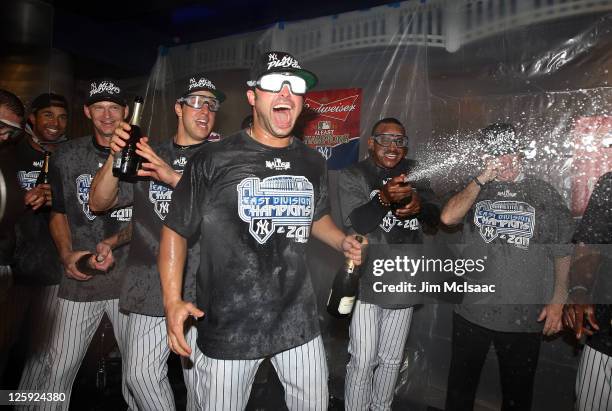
left=1, top=93, right=69, bottom=387
left=17, top=79, right=136, bottom=410
left=89, top=75, right=225, bottom=410
left=159, top=51, right=364, bottom=410
left=337, top=117, right=439, bottom=410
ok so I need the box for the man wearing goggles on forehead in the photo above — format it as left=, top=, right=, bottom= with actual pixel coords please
left=159, top=51, right=364, bottom=410
left=338, top=117, right=439, bottom=411
left=89, top=75, right=224, bottom=410
left=0, top=118, right=22, bottom=144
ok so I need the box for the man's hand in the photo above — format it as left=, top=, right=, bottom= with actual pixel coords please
left=93, top=241, right=115, bottom=272
left=342, top=234, right=367, bottom=266
left=380, top=175, right=413, bottom=205
left=61, top=250, right=93, bottom=281
left=110, top=121, right=131, bottom=155
left=24, top=184, right=52, bottom=210
left=165, top=299, right=204, bottom=357
left=394, top=190, right=421, bottom=218
left=563, top=304, right=599, bottom=339
left=478, top=157, right=499, bottom=184
left=537, top=303, right=564, bottom=336
left=136, top=138, right=181, bottom=187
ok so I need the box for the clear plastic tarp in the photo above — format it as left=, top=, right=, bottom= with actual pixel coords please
left=4, top=0, right=612, bottom=409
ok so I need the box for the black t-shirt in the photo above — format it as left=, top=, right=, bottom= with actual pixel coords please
left=337, top=157, right=439, bottom=307
left=12, top=138, right=63, bottom=286
left=455, top=176, right=574, bottom=332
left=118, top=138, right=204, bottom=316
left=573, top=172, right=612, bottom=356
left=49, top=136, right=132, bottom=302
left=165, top=131, right=329, bottom=360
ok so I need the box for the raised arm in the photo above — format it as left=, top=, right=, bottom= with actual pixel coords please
left=440, top=159, right=497, bottom=226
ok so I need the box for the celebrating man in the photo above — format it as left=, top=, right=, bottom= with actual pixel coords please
left=159, top=51, right=363, bottom=410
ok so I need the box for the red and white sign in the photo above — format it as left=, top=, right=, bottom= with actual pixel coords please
left=300, top=89, right=361, bottom=166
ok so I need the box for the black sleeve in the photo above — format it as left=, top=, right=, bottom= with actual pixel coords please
left=337, top=167, right=389, bottom=235
left=48, top=151, right=66, bottom=214
left=164, top=154, right=206, bottom=239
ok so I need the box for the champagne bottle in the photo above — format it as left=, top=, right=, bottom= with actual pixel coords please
left=113, top=96, right=144, bottom=178
left=326, top=235, right=364, bottom=318
left=35, top=151, right=50, bottom=185
left=75, top=253, right=107, bottom=276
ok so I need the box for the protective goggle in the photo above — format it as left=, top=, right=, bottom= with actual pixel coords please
left=373, top=133, right=409, bottom=148
left=0, top=118, right=23, bottom=142
left=254, top=73, right=308, bottom=95
left=177, top=95, right=221, bottom=112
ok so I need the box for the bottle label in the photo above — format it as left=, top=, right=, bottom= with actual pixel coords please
left=113, top=152, right=122, bottom=169
left=338, top=296, right=355, bottom=314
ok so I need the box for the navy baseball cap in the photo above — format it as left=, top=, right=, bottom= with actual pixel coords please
left=480, top=123, right=523, bottom=156
left=30, top=93, right=69, bottom=114
left=86, top=79, right=127, bottom=107
left=247, top=51, right=318, bottom=91
left=180, top=76, right=226, bottom=103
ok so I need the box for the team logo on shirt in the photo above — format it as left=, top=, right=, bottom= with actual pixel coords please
left=149, top=181, right=173, bottom=220
left=237, top=175, right=314, bottom=244
left=76, top=174, right=96, bottom=220
left=173, top=157, right=187, bottom=168
left=265, top=158, right=291, bottom=170
left=369, top=190, right=420, bottom=232
left=474, top=200, right=535, bottom=249
left=17, top=170, right=40, bottom=191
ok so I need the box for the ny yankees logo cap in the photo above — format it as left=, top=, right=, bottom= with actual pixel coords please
left=480, top=122, right=524, bottom=156
left=180, top=75, right=226, bottom=103
left=86, top=78, right=127, bottom=107
left=247, top=51, right=318, bottom=91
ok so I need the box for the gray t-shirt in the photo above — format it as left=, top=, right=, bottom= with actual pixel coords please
left=165, top=131, right=329, bottom=360
left=337, top=157, right=439, bottom=307
left=117, top=138, right=203, bottom=316
left=49, top=136, right=132, bottom=302
left=454, top=176, right=574, bottom=332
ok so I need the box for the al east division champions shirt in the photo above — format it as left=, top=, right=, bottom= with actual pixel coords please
left=455, top=175, right=574, bottom=332
left=165, top=131, right=329, bottom=360
left=118, top=138, right=205, bottom=316
left=49, top=136, right=132, bottom=302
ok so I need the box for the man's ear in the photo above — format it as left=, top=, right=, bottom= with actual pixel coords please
left=83, top=105, right=92, bottom=120
left=28, top=113, right=36, bottom=126
left=123, top=105, right=129, bottom=120
left=367, top=137, right=374, bottom=152
left=175, top=102, right=183, bottom=118
left=246, top=89, right=256, bottom=107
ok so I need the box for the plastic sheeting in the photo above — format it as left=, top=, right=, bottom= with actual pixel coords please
left=103, top=3, right=612, bottom=410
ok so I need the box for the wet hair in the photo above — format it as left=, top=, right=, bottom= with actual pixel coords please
left=371, top=117, right=405, bottom=136
left=0, top=89, right=25, bottom=124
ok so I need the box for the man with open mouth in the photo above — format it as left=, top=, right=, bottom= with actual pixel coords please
left=159, top=51, right=364, bottom=410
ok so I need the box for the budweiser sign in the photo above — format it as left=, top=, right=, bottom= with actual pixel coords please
left=302, top=88, right=362, bottom=170
left=304, top=95, right=359, bottom=122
